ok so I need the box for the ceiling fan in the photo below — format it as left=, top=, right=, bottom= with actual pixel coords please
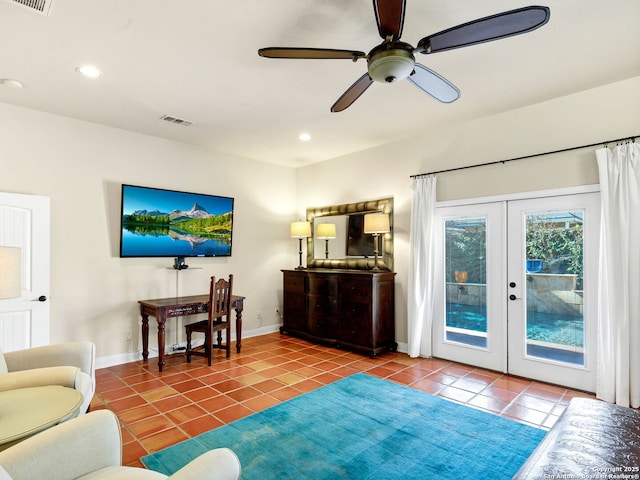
left=258, top=1, right=550, bottom=112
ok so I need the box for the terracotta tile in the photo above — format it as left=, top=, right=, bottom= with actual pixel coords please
left=437, top=386, right=477, bottom=404
left=180, top=414, right=224, bottom=437
left=183, top=386, right=218, bottom=402
left=293, top=378, right=323, bottom=393
left=214, top=403, right=254, bottom=424
left=451, top=377, right=489, bottom=394
left=153, top=394, right=193, bottom=412
left=118, top=404, right=160, bottom=424
left=269, top=386, right=303, bottom=402
left=503, top=404, right=548, bottom=426
left=492, top=377, right=531, bottom=393
left=128, top=414, right=174, bottom=439
left=253, top=378, right=286, bottom=393
left=366, top=366, right=396, bottom=378
left=513, top=394, right=557, bottom=413
left=426, top=372, right=459, bottom=386
left=226, top=386, right=262, bottom=402
left=95, top=378, right=125, bottom=394
left=481, top=386, right=519, bottom=403
left=412, top=378, right=445, bottom=395
left=98, top=385, right=137, bottom=402
left=243, top=394, right=281, bottom=413
left=467, top=394, right=509, bottom=414
left=122, top=440, right=148, bottom=466
left=165, top=403, right=208, bottom=424
left=171, top=379, right=206, bottom=393
left=236, top=372, right=268, bottom=385
left=107, top=395, right=148, bottom=413
left=387, top=371, right=420, bottom=386
left=141, top=386, right=180, bottom=403
left=140, top=427, right=189, bottom=453
left=275, top=372, right=306, bottom=385
left=131, top=379, right=167, bottom=394
left=198, top=394, right=237, bottom=412
left=312, top=372, right=342, bottom=385
left=212, top=379, right=245, bottom=393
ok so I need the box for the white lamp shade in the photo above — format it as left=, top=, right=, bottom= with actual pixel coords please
left=316, top=223, right=336, bottom=239
left=0, top=246, right=22, bottom=299
left=364, top=213, right=390, bottom=234
left=290, top=221, right=311, bottom=238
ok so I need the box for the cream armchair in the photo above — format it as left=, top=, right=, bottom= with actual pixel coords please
left=0, top=409, right=241, bottom=480
left=0, top=342, right=95, bottom=414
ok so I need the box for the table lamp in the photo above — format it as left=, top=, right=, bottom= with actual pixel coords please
left=0, top=246, right=22, bottom=299
left=316, top=223, right=336, bottom=259
left=290, top=221, right=311, bottom=269
left=363, top=213, right=390, bottom=270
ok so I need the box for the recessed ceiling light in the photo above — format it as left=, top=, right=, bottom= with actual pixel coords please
left=76, top=65, right=102, bottom=78
left=299, top=132, right=312, bottom=142
left=0, top=78, right=23, bottom=88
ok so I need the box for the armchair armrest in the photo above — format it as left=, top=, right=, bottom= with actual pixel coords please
left=169, top=448, right=241, bottom=480
left=0, top=366, right=79, bottom=393
left=0, top=410, right=121, bottom=480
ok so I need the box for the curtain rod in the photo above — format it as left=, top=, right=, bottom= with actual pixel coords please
left=410, top=134, right=639, bottom=179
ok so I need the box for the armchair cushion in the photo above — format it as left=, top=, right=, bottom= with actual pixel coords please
left=1, top=342, right=95, bottom=414
left=0, top=410, right=241, bottom=480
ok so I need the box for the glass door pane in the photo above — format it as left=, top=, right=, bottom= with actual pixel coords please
left=445, top=217, right=487, bottom=348
left=525, top=211, right=585, bottom=365
left=433, top=202, right=506, bottom=373
left=507, top=192, right=599, bottom=392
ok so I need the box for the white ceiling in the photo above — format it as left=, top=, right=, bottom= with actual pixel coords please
left=0, top=0, right=638, bottom=167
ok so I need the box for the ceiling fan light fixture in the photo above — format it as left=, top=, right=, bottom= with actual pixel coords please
left=367, top=47, right=415, bottom=83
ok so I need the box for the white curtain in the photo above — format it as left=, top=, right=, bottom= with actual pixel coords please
left=596, top=141, right=640, bottom=407
left=407, top=175, right=437, bottom=357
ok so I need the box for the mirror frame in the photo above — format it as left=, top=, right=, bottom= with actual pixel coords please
left=306, top=197, right=393, bottom=271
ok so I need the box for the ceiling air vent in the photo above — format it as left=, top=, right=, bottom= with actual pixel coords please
left=160, top=115, right=195, bottom=127
left=5, top=0, right=53, bottom=16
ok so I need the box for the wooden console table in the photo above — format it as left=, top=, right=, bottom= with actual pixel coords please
left=139, top=294, right=245, bottom=371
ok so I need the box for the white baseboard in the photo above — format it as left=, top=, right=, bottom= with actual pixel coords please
left=95, top=324, right=407, bottom=369
left=95, top=324, right=282, bottom=369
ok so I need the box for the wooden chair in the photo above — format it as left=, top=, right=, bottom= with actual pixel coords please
left=185, top=275, right=233, bottom=366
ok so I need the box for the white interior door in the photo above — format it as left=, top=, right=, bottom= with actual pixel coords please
left=507, top=193, right=599, bottom=392
left=0, top=192, right=50, bottom=351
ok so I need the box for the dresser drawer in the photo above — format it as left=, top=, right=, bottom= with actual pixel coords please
left=308, top=274, right=337, bottom=296
left=338, top=276, right=371, bottom=303
left=284, top=272, right=306, bottom=293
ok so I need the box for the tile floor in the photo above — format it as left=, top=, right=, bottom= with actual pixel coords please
left=90, top=332, right=596, bottom=468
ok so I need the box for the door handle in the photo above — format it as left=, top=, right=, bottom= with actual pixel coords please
left=509, top=294, right=519, bottom=301
left=33, top=295, right=48, bottom=302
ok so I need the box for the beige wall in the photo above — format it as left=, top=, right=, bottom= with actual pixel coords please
left=0, top=103, right=296, bottom=366
left=296, top=75, right=640, bottom=346
left=1, top=75, right=638, bottom=364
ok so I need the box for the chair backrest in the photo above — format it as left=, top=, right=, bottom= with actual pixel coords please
left=208, top=274, right=233, bottom=322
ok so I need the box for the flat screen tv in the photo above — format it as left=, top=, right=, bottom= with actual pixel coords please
left=119, top=184, right=234, bottom=258
left=346, top=213, right=376, bottom=257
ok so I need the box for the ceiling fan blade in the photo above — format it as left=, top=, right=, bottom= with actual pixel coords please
left=331, top=73, right=374, bottom=112
left=407, top=64, right=460, bottom=103
left=373, top=0, right=406, bottom=40
left=417, top=6, right=550, bottom=54
left=258, top=47, right=366, bottom=60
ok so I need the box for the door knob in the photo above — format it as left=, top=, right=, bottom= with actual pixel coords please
left=509, top=282, right=516, bottom=288
left=38, top=295, right=47, bottom=302
left=509, top=294, right=517, bottom=301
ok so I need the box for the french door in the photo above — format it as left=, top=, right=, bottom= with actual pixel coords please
left=432, top=191, right=599, bottom=392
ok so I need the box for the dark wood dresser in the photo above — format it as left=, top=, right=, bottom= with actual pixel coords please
left=281, top=269, right=396, bottom=356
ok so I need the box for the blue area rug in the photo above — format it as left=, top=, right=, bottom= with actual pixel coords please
left=141, top=373, right=545, bottom=479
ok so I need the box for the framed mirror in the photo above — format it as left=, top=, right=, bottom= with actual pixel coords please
left=306, top=197, right=393, bottom=271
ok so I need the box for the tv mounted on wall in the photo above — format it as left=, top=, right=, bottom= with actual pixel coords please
left=119, top=184, right=234, bottom=259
